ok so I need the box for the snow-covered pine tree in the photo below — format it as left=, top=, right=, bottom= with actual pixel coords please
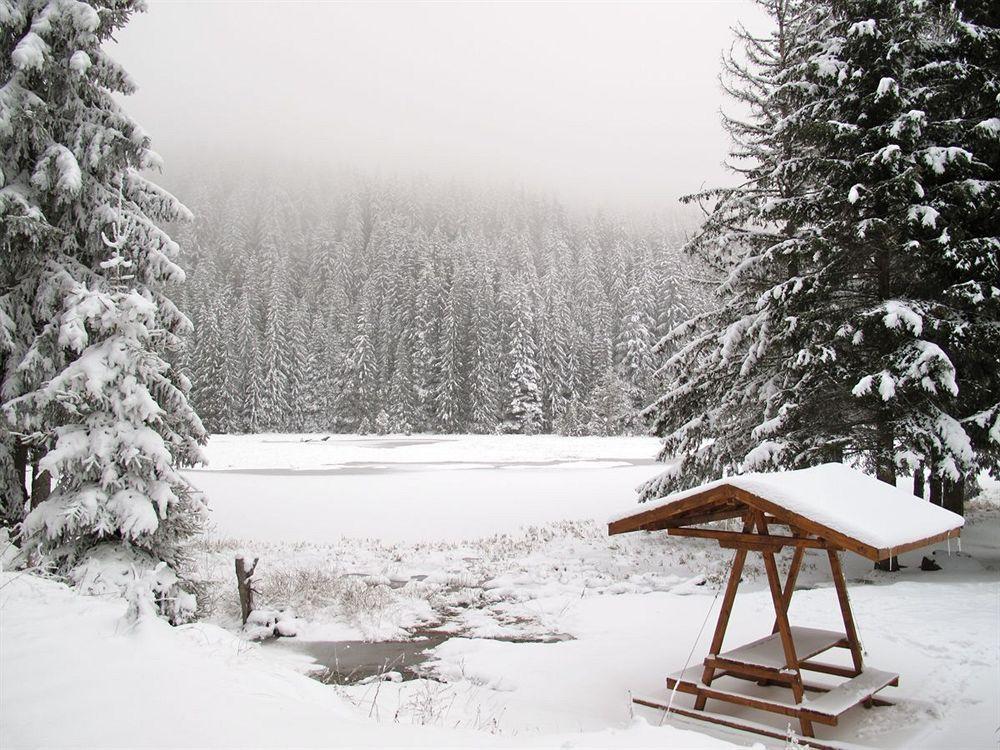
left=640, top=0, right=829, bottom=497
left=769, top=0, right=982, bottom=490
left=907, top=0, right=1000, bottom=512
left=468, top=277, right=501, bottom=434
left=538, top=275, right=576, bottom=431
left=258, top=266, right=290, bottom=431
left=339, top=293, right=378, bottom=431
left=503, top=277, right=543, bottom=434
left=412, top=237, right=441, bottom=430
left=387, top=332, right=417, bottom=434
left=299, top=314, right=330, bottom=432
left=191, top=293, right=234, bottom=432
left=616, top=273, right=656, bottom=429
left=231, top=292, right=264, bottom=432
left=586, top=367, right=633, bottom=436
left=1, top=0, right=205, bottom=620
left=644, top=0, right=991, bottom=509
left=434, top=287, right=462, bottom=432
left=283, top=301, right=310, bottom=432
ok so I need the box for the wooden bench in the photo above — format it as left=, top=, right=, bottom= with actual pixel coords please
left=662, top=661, right=898, bottom=727
left=707, top=626, right=848, bottom=677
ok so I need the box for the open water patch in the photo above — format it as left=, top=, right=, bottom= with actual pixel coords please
left=268, top=630, right=571, bottom=685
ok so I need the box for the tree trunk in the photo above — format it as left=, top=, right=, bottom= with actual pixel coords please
left=943, top=477, right=965, bottom=517
left=929, top=472, right=943, bottom=506
left=30, top=463, right=51, bottom=510
left=235, top=556, right=258, bottom=625
left=874, top=432, right=898, bottom=571
left=12, top=439, right=29, bottom=509
left=913, top=464, right=925, bottom=499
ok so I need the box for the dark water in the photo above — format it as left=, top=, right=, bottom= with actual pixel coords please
left=275, top=635, right=451, bottom=684
left=269, top=631, right=571, bottom=685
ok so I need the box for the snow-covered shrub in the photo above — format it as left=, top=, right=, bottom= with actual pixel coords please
left=72, top=543, right=197, bottom=623
left=243, top=607, right=303, bottom=641
left=0, top=527, right=22, bottom=572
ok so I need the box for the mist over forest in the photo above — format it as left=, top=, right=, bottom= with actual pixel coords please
left=168, top=164, right=706, bottom=436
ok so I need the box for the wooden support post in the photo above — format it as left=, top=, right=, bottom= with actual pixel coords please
left=695, top=546, right=747, bottom=710
left=771, top=544, right=804, bottom=635
left=827, top=549, right=864, bottom=673
left=235, top=555, right=259, bottom=625
left=758, top=512, right=814, bottom=738
left=694, top=514, right=753, bottom=711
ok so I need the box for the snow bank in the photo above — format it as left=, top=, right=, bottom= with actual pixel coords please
left=0, top=572, right=739, bottom=749
left=0, top=573, right=474, bottom=748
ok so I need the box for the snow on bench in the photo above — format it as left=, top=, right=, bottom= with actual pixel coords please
left=712, top=626, right=845, bottom=670
left=801, top=667, right=898, bottom=718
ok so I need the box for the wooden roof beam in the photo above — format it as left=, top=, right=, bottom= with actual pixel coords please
left=667, top=527, right=829, bottom=550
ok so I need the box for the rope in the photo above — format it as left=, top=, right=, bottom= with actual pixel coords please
left=660, top=547, right=738, bottom=725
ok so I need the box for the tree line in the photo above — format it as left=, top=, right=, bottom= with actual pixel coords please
left=170, top=175, right=703, bottom=437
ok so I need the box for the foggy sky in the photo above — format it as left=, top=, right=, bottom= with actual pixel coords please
left=112, top=1, right=767, bottom=211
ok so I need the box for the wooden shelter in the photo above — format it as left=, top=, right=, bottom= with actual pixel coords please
left=609, top=463, right=964, bottom=747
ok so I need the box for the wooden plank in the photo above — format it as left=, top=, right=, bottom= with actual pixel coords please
left=607, top=486, right=739, bottom=535
left=773, top=544, right=805, bottom=634
left=760, top=519, right=814, bottom=737
left=720, top=671, right=893, bottom=706
left=702, top=657, right=795, bottom=685
left=695, top=513, right=752, bottom=710
left=654, top=505, right=745, bottom=529
left=666, top=527, right=826, bottom=549
left=800, top=660, right=861, bottom=679
left=800, top=668, right=899, bottom=718
left=696, top=545, right=746, bottom=709
left=634, top=702, right=850, bottom=750
left=876, top=528, right=962, bottom=560
left=711, top=627, right=846, bottom=671
left=828, top=549, right=864, bottom=673
left=664, top=667, right=838, bottom=726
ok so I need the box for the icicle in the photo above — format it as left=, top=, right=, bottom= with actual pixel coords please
left=947, top=534, right=951, bottom=556
left=957, top=536, right=962, bottom=554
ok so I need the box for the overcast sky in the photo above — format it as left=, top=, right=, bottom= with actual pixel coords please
left=111, top=1, right=767, bottom=211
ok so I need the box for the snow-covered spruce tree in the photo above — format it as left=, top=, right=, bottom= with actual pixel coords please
left=769, top=0, right=986, bottom=496
left=434, top=289, right=462, bottom=432
left=387, top=333, right=417, bottom=434
left=190, top=294, right=234, bottom=433
left=468, top=290, right=501, bottom=434
left=339, top=295, right=379, bottom=431
left=0, top=0, right=205, bottom=620
left=643, top=0, right=992, bottom=509
left=539, top=275, right=576, bottom=431
left=616, top=274, right=656, bottom=429
left=908, top=0, right=1000, bottom=512
left=641, top=0, right=823, bottom=497
left=503, top=277, right=543, bottom=434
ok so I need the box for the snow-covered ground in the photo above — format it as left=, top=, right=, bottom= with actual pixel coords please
left=3, top=434, right=998, bottom=749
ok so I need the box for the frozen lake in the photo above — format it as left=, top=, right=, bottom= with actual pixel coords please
left=186, top=434, right=665, bottom=543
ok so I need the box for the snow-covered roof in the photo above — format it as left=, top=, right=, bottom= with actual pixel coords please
left=609, top=463, right=964, bottom=560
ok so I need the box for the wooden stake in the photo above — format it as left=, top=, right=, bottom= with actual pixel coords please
left=235, top=556, right=258, bottom=625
